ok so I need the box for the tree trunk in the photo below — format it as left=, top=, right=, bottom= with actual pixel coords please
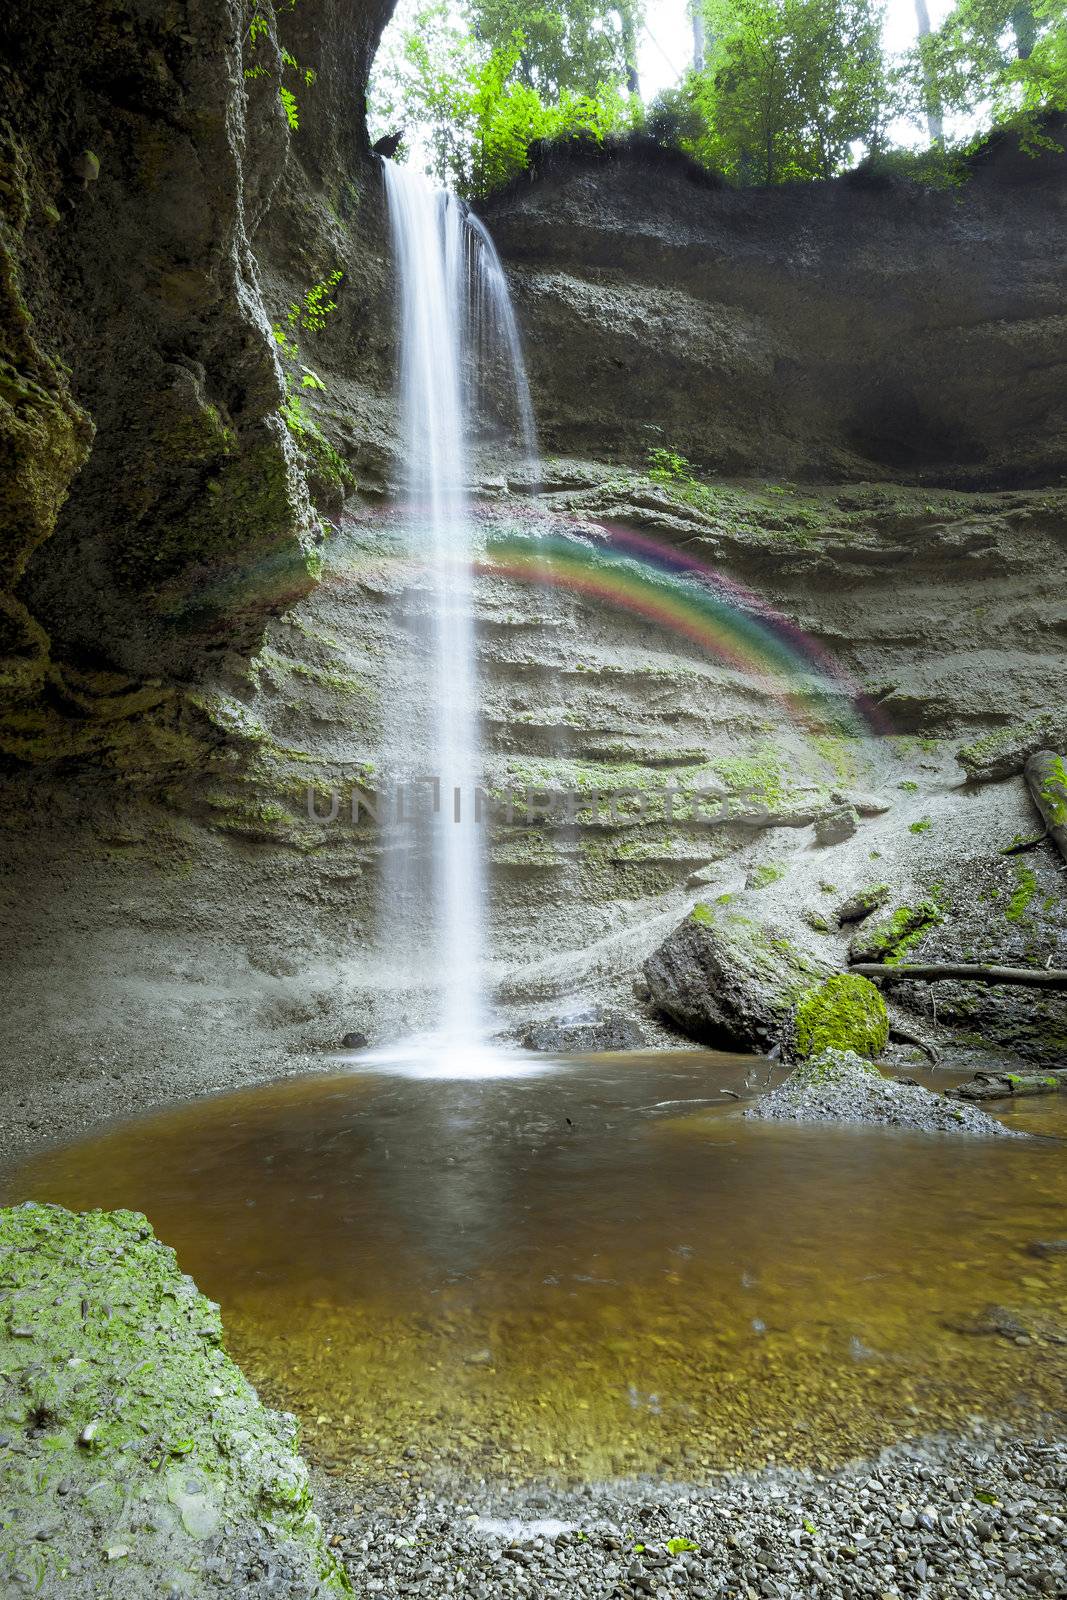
left=914, top=0, right=944, bottom=147
left=619, top=7, right=640, bottom=97
left=1025, top=750, right=1067, bottom=863
left=1011, top=1, right=1037, bottom=58
left=690, top=0, right=705, bottom=71
left=852, top=962, right=1067, bottom=990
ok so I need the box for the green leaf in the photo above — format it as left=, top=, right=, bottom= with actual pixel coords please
left=666, top=1536, right=700, bottom=1554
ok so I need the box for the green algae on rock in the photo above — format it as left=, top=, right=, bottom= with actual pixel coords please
left=792, top=973, right=889, bottom=1061
left=0, top=1203, right=348, bottom=1597
left=848, top=899, right=942, bottom=965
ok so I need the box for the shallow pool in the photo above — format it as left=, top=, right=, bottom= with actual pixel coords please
left=5, top=1052, right=1065, bottom=1483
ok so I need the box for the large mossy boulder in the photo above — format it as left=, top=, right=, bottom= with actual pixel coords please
left=792, top=974, right=889, bottom=1061
left=0, top=1204, right=348, bottom=1597
left=643, top=903, right=830, bottom=1051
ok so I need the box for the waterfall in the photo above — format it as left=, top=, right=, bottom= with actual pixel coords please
left=380, top=162, right=536, bottom=1061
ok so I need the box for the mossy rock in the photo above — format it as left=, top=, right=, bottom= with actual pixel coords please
left=792, top=974, right=889, bottom=1061
left=643, top=903, right=831, bottom=1050
left=0, top=1204, right=348, bottom=1596
left=848, top=899, right=941, bottom=964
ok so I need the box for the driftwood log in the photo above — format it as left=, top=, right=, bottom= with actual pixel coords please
left=853, top=962, right=1067, bottom=990
left=1025, top=749, right=1067, bottom=864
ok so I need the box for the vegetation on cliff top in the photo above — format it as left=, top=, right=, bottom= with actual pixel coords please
left=371, top=0, right=1067, bottom=195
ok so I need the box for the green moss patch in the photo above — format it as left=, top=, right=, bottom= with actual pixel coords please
left=0, top=1204, right=348, bottom=1595
left=793, top=975, right=889, bottom=1061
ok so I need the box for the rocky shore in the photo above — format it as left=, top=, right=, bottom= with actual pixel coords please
left=316, top=1428, right=1067, bottom=1599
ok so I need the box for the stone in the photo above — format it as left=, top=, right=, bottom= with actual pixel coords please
left=643, top=904, right=830, bottom=1052
left=845, top=792, right=892, bottom=817
left=814, top=807, right=858, bottom=846
left=746, top=1049, right=1018, bottom=1135
left=848, top=900, right=940, bottom=964
left=0, top=1203, right=346, bottom=1597
left=956, top=717, right=1067, bottom=783
left=837, top=884, right=891, bottom=926
left=791, top=974, right=889, bottom=1060
left=341, top=1031, right=369, bottom=1050
left=520, top=1010, right=646, bottom=1053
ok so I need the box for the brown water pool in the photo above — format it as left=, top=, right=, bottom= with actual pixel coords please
left=4, top=1052, right=1065, bottom=1484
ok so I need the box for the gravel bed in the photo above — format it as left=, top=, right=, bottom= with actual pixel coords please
left=318, top=1428, right=1066, bottom=1599
left=746, top=1053, right=1019, bottom=1137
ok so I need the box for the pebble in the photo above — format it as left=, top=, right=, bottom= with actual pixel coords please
left=316, top=1429, right=1066, bottom=1600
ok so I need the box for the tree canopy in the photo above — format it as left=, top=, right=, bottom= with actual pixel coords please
left=367, top=0, right=1067, bottom=197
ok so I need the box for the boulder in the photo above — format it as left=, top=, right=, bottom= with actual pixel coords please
left=520, top=1009, right=647, bottom=1052
left=814, top=806, right=858, bottom=846
left=956, top=717, right=1066, bottom=783
left=845, top=792, right=892, bottom=817
left=848, top=899, right=941, bottom=963
left=643, top=904, right=829, bottom=1051
left=0, top=1204, right=348, bottom=1598
left=791, top=974, right=889, bottom=1060
left=837, top=882, right=891, bottom=925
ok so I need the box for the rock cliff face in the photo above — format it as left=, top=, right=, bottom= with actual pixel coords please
left=481, top=132, right=1067, bottom=485
left=0, top=0, right=394, bottom=770
left=0, top=9, right=1064, bottom=1145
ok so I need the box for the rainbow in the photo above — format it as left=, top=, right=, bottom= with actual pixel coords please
left=155, top=498, right=888, bottom=738
left=470, top=523, right=880, bottom=736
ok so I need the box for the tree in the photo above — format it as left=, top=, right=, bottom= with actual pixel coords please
left=685, top=0, right=892, bottom=184
left=921, top=0, right=1067, bottom=129
left=690, top=0, right=706, bottom=69
left=369, top=5, right=634, bottom=196
left=914, top=0, right=946, bottom=145
left=466, top=0, right=644, bottom=98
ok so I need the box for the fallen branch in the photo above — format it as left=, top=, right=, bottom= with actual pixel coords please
left=888, top=1024, right=941, bottom=1064
left=1001, top=828, right=1049, bottom=856
left=853, top=961, right=1067, bottom=990
left=1025, top=750, right=1067, bottom=865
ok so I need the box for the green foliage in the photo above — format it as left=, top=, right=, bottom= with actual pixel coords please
left=246, top=0, right=316, bottom=134
left=682, top=0, right=894, bottom=183
left=369, top=0, right=1065, bottom=194
left=666, top=1537, right=701, bottom=1555
left=279, top=86, right=301, bottom=129
left=288, top=269, right=344, bottom=334
left=369, top=0, right=638, bottom=195
left=918, top=0, right=1067, bottom=135
left=467, top=0, right=643, bottom=97
left=793, top=973, right=889, bottom=1059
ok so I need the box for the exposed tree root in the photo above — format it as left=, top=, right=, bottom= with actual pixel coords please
left=888, top=1024, right=941, bottom=1064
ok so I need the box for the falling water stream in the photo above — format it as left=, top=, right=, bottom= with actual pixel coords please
left=379, top=163, right=536, bottom=1061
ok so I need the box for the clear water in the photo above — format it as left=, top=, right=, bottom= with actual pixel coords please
left=6, top=1054, right=1065, bottom=1485
left=380, top=164, right=536, bottom=1052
